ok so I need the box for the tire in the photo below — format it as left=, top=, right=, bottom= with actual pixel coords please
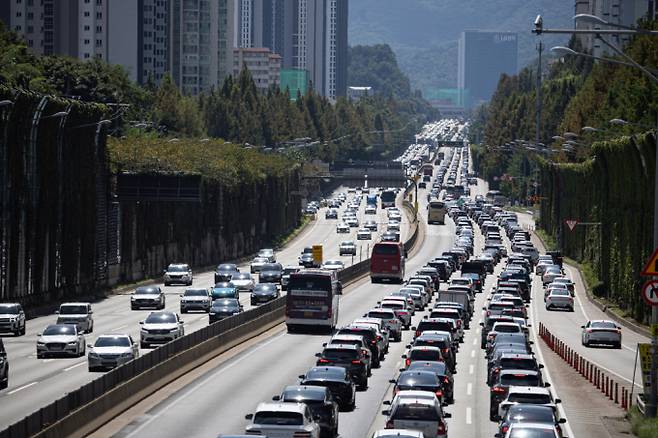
left=88, top=366, right=96, bottom=372
left=141, top=342, right=149, bottom=349
left=164, top=282, right=170, bottom=287
left=20, top=324, right=26, bottom=336
left=616, top=342, right=622, bottom=349
left=13, top=328, right=20, bottom=336
left=0, top=375, right=7, bottom=390
left=37, top=352, right=44, bottom=359
left=131, top=305, right=137, bottom=311
left=181, top=308, right=187, bottom=314
left=88, top=322, right=93, bottom=334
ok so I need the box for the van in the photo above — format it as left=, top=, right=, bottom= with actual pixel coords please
left=370, top=242, right=406, bottom=283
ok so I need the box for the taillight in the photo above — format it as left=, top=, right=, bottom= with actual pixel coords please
left=371, top=340, right=377, bottom=344
left=486, top=310, right=491, bottom=316
left=318, top=358, right=330, bottom=363
left=405, top=358, right=411, bottom=367
left=435, top=389, right=443, bottom=398
left=442, top=348, right=449, bottom=353
left=351, top=360, right=362, bottom=365
left=492, top=386, right=506, bottom=393
left=456, top=320, right=462, bottom=328
left=385, top=420, right=395, bottom=429
left=415, top=331, right=420, bottom=337
left=437, top=421, right=446, bottom=435
left=586, top=329, right=593, bottom=333
left=501, top=425, right=509, bottom=433
left=443, top=376, right=450, bottom=384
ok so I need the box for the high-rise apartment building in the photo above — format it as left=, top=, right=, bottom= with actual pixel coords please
left=458, top=30, right=518, bottom=109
left=574, top=0, right=657, bottom=57
left=233, top=47, right=281, bottom=91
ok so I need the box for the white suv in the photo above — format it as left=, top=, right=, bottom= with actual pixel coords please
left=139, top=312, right=185, bottom=348
left=245, top=402, right=320, bottom=438
left=56, top=302, right=93, bottom=333
left=163, top=263, right=193, bottom=286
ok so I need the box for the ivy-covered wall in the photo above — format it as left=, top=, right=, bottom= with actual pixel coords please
left=539, top=133, right=656, bottom=322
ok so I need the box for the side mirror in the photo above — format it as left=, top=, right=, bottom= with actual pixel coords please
left=411, top=326, right=417, bottom=331
left=544, top=382, right=551, bottom=387
left=87, top=344, right=93, bottom=349
left=444, top=412, right=452, bottom=418
left=383, top=400, right=392, bottom=406
left=245, top=414, right=253, bottom=420
left=538, top=364, right=544, bottom=369
left=179, top=294, right=183, bottom=297
left=555, top=398, right=562, bottom=403
left=315, top=352, right=322, bottom=358
left=179, top=320, right=185, bottom=324
left=580, top=325, right=585, bottom=328
left=405, top=344, right=411, bottom=348
left=479, top=322, right=484, bottom=326
left=389, top=379, right=396, bottom=384
left=272, top=395, right=281, bottom=401
left=322, top=343, right=327, bottom=347
left=298, top=374, right=305, bottom=379
left=558, top=418, right=567, bottom=423
left=89, top=310, right=93, bottom=314
left=401, top=354, right=407, bottom=359
left=139, top=321, right=144, bottom=325
left=382, top=410, right=391, bottom=416
left=55, top=311, right=60, bottom=315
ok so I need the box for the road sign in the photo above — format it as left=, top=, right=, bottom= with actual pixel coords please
left=638, top=343, right=658, bottom=397
left=642, top=280, right=658, bottom=306
left=641, top=247, right=658, bottom=276
left=312, top=245, right=323, bottom=265
left=565, top=219, right=579, bottom=231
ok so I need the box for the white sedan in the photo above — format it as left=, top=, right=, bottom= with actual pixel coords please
left=88, top=334, right=139, bottom=371
left=545, top=289, right=574, bottom=312
left=37, top=324, right=86, bottom=358
left=357, top=228, right=372, bottom=240
left=581, top=320, right=622, bottom=348
left=322, top=260, right=345, bottom=271
left=336, top=222, right=350, bottom=233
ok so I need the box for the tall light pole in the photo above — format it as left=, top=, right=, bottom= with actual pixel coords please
left=540, top=13, right=658, bottom=416
left=536, top=40, right=543, bottom=145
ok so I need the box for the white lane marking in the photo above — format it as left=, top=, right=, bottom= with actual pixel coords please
left=472, top=338, right=477, bottom=346
left=113, top=325, right=128, bottom=331
left=466, top=382, right=472, bottom=395
left=469, top=364, right=474, bottom=375
left=64, top=361, right=87, bottom=372
left=123, top=331, right=286, bottom=438
left=466, top=407, right=472, bottom=424
left=8, top=381, right=38, bottom=395
left=470, top=349, right=475, bottom=358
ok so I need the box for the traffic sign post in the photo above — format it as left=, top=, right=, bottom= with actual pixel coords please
left=565, top=219, right=579, bottom=231
left=642, top=281, right=658, bottom=306
left=641, top=248, right=658, bottom=276
left=312, top=245, right=323, bottom=266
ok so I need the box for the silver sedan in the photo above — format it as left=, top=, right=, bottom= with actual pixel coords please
left=581, top=320, right=622, bottom=348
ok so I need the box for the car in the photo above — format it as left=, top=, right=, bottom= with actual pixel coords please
left=381, top=231, right=400, bottom=242
left=179, top=288, right=211, bottom=313
left=497, top=386, right=560, bottom=420
left=499, top=422, right=563, bottom=438
left=251, top=283, right=280, bottom=305
left=336, top=222, right=350, bottom=233
left=364, top=220, right=378, bottom=232
left=322, top=260, right=345, bottom=271
left=339, top=240, right=357, bottom=256
left=542, top=265, right=563, bottom=285
left=405, top=360, right=454, bottom=402
left=0, top=303, right=26, bottom=336
left=274, top=385, right=340, bottom=438
left=337, top=325, right=383, bottom=367
left=300, top=253, right=321, bottom=268
left=56, top=302, right=94, bottom=333
left=260, top=263, right=284, bottom=284
left=163, top=263, right=193, bottom=286
left=245, top=402, right=321, bottom=438
left=210, top=282, right=239, bottom=300
left=346, top=217, right=360, bottom=228
left=209, top=298, right=243, bottom=323
left=535, top=260, right=554, bottom=276
left=387, top=221, right=401, bottom=232
left=281, top=266, right=299, bottom=290
left=410, top=333, right=456, bottom=372
left=551, top=277, right=575, bottom=295
left=87, top=334, right=139, bottom=371
left=366, top=307, right=403, bottom=341
left=326, top=334, right=373, bottom=375
left=390, top=370, right=446, bottom=403
left=231, top=272, right=255, bottom=293
left=489, top=370, right=545, bottom=421
left=36, top=324, right=86, bottom=358
left=488, top=353, right=541, bottom=386
left=402, top=346, right=445, bottom=369
left=316, top=343, right=369, bottom=388
left=382, top=391, right=450, bottom=438
left=258, top=248, right=276, bottom=263
left=325, top=208, right=338, bottom=219
left=357, top=228, right=372, bottom=240
left=365, top=205, right=377, bottom=215
left=139, top=311, right=184, bottom=348
left=498, top=404, right=566, bottom=437
left=581, top=320, right=622, bottom=348
left=0, top=339, right=8, bottom=389
left=250, top=256, right=269, bottom=273
left=545, top=289, right=574, bottom=311
left=371, top=429, right=424, bottom=438
left=131, top=286, right=165, bottom=310
left=299, top=366, right=356, bottom=411
left=214, top=263, right=239, bottom=283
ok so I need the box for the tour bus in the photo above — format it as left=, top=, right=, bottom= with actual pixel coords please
left=370, top=242, right=406, bottom=283
left=285, top=269, right=341, bottom=332
left=427, top=200, right=447, bottom=225
left=380, top=189, right=396, bottom=209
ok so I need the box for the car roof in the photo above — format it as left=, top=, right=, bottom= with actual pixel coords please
left=371, top=429, right=424, bottom=438
left=60, top=302, right=90, bottom=306
left=500, top=369, right=540, bottom=376
left=254, top=402, right=307, bottom=414
left=506, top=386, right=550, bottom=395
left=324, top=343, right=359, bottom=351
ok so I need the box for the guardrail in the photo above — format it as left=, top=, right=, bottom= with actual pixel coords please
left=4, top=198, right=423, bottom=438
left=538, top=322, right=634, bottom=412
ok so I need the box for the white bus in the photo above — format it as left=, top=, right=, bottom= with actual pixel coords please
left=285, top=269, right=341, bottom=332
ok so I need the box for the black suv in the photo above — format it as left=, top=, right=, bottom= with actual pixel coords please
left=299, top=366, right=356, bottom=411
left=316, top=344, right=369, bottom=389
left=0, top=339, right=8, bottom=390
left=274, top=385, right=339, bottom=437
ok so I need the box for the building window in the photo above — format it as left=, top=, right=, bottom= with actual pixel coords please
left=84, top=39, right=90, bottom=44
left=84, top=53, right=90, bottom=58
left=84, top=25, right=90, bottom=31
left=84, top=11, right=90, bottom=17
left=96, top=39, right=102, bottom=47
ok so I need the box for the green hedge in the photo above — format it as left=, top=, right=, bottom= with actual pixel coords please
left=538, top=133, right=655, bottom=321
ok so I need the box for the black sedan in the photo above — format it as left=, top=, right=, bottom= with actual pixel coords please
left=259, top=263, right=283, bottom=284
left=405, top=360, right=454, bottom=403
left=250, top=283, right=280, bottom=305
left=299, top=253, right=320, bottom=268
left=299, top=366, right=356, bottom=411
left=209, top=299, right=243, bottom=324
left=499, top=404, right=566, bottom=437
left=389, top=370, right=445, bottom=404
left=274, top=385, right=339, bottom=438
left=214, top=263, right=239, bottom=283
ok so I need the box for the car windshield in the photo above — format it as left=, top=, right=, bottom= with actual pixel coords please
left=145, top=313, right=177, bottom=324
left=501, top=374, right=540, bottom=386
left=410, top=349, right=441, bottom=361
left=234, top=273, right=251, bottom=280
left=0, top=304, right=20, bottom=314
left=368, top=311, right=395, bottom=319
left=43, top=325, right=76, bottom=335
left=212, top=299, right=239, bottom=308
left=507, top=393, right=552, bottom=404
left=341, top=241, right=354, bottom=246
left=398, top=371, right=439, bottom=386
left=551, top=289, right=570, bottom=296
left=392, top=403, right=439, bottom=421
left=253, top=411, right=303, bottom=426
left=546, top=266, right=561, bottom=273
left=591, top=321, right=618, bottom=329
left=506, top=406, right=555, bottom=423
left=167, top=265, right=188, bottom=272
left=500, top=358, right=536, bottom=370
left=185, top=289, right=207, bottom=296
left=95, top=337, right=131, bottom=347
left=509, top=427, right=556, bottom=438
left=254, top=284, right=277, bottom=292
left=324, top=261, right=342, bottom=267
left=136, top=287, right=160, bottom=295
left=218, top=264, right=237, bottom=272
left=262, top=264, right=282, bottom=271
left=306, top=367, right=346, bottom=380
left=252, top=257, right=268, bottom=263
left=59, top=305, right=88, bottom=314
left=323, top=348, right=358, bottom=360
left=281, top=389, right=325, bottom=402
left=373, top=244, right=399, bottom=255
left=495, top=324, right=521, bottom=333
left=407, top=361, right=447, bottom=375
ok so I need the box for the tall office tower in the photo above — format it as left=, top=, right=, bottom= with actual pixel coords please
left=458, top=30, right=518, bottom=109
left=574, top=0, right=657, bottom=57
left=295, top=0, right=347, bottom=99
left=170, top=0, right=235, bottom=95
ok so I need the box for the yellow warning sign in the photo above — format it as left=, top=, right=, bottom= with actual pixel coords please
left=312, top=245, right=323, bottom=265
left=641, top=248, right=658, bottom=276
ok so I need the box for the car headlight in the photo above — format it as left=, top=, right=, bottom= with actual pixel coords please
left=209, top=312, right=216, bottom=316
left=88, top=352, right=99, bottom=358
left=130, top=296, right=136, bottom=301
left=37, top=341, right=45, bottom=345
left=122, top=353, right=134, bottom=358
left=68, top=341, right=77, bottom=345
left=141, top=328, right=148, bottom=333
left=169, top=328, right=179, bottom=332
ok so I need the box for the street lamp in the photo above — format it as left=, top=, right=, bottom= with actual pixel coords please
left=542, top=14, right=658, bottom=417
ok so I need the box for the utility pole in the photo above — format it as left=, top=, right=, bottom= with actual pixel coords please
left=536, top=40, right=543, bottom=145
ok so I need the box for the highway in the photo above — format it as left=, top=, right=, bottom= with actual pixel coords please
left=0, top=186, right=410, bottom=428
